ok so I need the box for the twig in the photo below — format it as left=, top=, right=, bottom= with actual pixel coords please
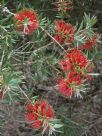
left=19, top=87, right=31, bottom=103
left=0, top=50, right=5, bottom=68
left=29, top=42, right=53, bottom=61
left=40, top=26, right=67, bottom=53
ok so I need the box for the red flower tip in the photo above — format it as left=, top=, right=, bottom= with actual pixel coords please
left=57, top=78, right=73, bottom=97
left=57, top=73, right=82, bottom=97
left=32, top=120, right=42, bottom=129
left=25, top=99, right=55, bottom=130
left=54, top=20, right=75, bottom=45
left=80, top=34, right=99, bottom=50
left=14, top=9, right=39, bottom=34
left=59, top=48, right=94, bottom=78
left=57, top=48, right=95, bottom=97
left=59, top=59, right=71, bottom=71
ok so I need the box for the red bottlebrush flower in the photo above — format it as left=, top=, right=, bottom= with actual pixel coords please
left=57, top=73, right=82, bottom=97
left=59, top=49, right=94, bottom=78
left=39, top=100, right=54, bottom=118
left=57, top=78, right=73, bottom=97
left=26, top=102, right=39, bottom=112
left=14, top=9, right=39, bottom=34
left=54, top=20, right=75, bottom=44
left=32, top=120, right=42, bottom=129
left=25, top=99, right=54, bottom=130
left=81, top=34, right=99, bottom=50
left=59, top=59, right=71, bottom=71
left=66, top=49, right=88, bottom=69
left=68, top=72, right=82, bottom=85
left=26, top=112, right=38, bottom=122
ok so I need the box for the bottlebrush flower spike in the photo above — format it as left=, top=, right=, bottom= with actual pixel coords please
left=59, top=59, right=71, bottom=71
left=57, top=73, right=83, bottom=97
left=59, top=48, right=94, bottom=78
left=14, top=9, right=39, bottom=34
left=25, top=99, right=55, bottom=130
left=66, top=49, right=94, bottom=76
left=80, top=34, right=100, bottom=50
left=54, top=20, right=75, bottom=45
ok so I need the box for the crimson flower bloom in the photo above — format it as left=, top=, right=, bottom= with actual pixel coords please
left=81, top=34, right=99, bottom=50
left=54, top=20, right=75, bottom=44
left=14, top=9, right=39, bottom=34
left=57, top=73, right=82, bottom=97
left=59, top=49, right=94, bottom=78
left=25, top=99, right=54, bottom=130
left=59, top=59, right=71, bottom=71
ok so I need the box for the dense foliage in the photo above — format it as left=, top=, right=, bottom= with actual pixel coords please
left=0, top=0, right=102, bottom=136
